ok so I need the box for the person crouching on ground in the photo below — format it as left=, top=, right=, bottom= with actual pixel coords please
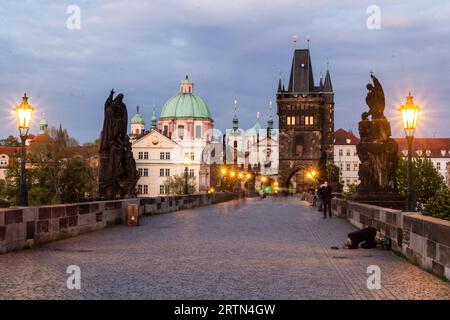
left=343, top=227, right=377, bottom=249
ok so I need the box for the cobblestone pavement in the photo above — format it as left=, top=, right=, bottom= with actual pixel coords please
left=0, top=197, right=449, bottom=299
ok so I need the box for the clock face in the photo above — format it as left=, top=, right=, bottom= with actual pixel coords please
left=152, top=137, right=159, bottom=145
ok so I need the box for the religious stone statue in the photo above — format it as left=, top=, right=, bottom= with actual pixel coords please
left=366, top=74, right=385, bottom=120
left=99, top=90, right=139, bottom=199
left=351, top=75, right=403, bottom=209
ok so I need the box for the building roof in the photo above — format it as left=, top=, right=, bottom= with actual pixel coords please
left=334, top=128, right=360, bottom=145
left=288, top=49, right=315, bottom=93
left=394, top=138, right=450, bottom=158
left=0, top=146, right=21, bottom=167
left=159, top=77, right=212, bottom=119
left=131, top=112, right=145, bottom=125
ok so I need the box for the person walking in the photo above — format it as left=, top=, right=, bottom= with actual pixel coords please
left=317, top=183, right=324, bottom=212
left=322, top=181, right=333, bottom=219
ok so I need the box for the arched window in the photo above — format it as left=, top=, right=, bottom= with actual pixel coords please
left=178, top=125, right=184, bottom=139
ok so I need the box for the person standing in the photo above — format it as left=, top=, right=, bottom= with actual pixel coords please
left=317, top=183, right=324, bottom=212
left=322, top=181, right=333, bottom=219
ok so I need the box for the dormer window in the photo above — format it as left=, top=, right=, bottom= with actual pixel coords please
left=426, top=150, right=431, bottom=157
left=441, top=150, right=446, bottom=157
left=402, top=150, right=408, bottom=156
left=416, top=150, right=422, bottom=156
left=346, top=138, right=351, bottom=144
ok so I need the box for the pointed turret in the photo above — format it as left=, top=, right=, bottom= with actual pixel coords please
left=267, top=115, right=274, bottom=130
left=288, top=49, right=315, bottom=93
left=323, top=69, right=333, bottom=92
left=151, top=110, right=157, bottom=130
left=277, top=78, right=282, bottom=92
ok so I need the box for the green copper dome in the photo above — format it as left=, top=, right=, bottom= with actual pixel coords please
left=160, top=76, right=212, bottom=119
left=131, top=112, right=145, bottom=124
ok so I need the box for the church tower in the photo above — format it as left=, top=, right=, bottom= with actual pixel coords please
left=276, top=48, right=334, bottom=189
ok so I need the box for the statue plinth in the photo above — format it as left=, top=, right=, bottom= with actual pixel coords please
left=353, top=75, right=404, bottom=210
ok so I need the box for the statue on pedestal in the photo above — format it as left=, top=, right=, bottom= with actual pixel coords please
left=99, top=90, right=139, bottom=199
left=351, top=75, right=403, bottom=209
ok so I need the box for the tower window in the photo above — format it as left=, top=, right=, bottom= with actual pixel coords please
left=305, top=116, right=314, bottom=126
left=195, top=125, right=202, bottom=139
left=294, top=136, right=304, bottom=157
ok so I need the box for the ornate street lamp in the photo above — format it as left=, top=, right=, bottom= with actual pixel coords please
left=183, top=156, right=191, bottom=195
left=15, top=93, right=34, bottom=206
left=400, top=92, right=420, bottom=211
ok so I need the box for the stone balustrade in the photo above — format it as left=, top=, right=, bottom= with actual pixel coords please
left=0, top=192, right=241, bottom=254
left=332, top=197, right=450, bottom=281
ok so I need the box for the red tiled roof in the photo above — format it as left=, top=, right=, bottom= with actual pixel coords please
left=0, top=146, right=21, bottom=167
left=334, top=128, right=360, bottom=145
left=394, top=138, right=450, bottom=158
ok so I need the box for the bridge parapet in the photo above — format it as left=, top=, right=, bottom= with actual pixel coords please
left=0, top=192, right=241, bottom=254
left=332, top=198, right=450, bottom=281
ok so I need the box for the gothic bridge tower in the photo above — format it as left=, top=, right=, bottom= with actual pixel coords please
left=276, top=48, right=334, bottom=190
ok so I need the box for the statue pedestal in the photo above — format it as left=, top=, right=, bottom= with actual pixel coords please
left=349, top=192, right=404, bottom=210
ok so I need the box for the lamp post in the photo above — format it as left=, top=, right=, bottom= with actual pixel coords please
left=400, top=92, right=420, bottom=211
left=15, top=93, right=34, bottom=206
left=183, top=156, right=191, bottom=195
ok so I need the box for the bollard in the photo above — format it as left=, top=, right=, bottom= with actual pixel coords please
left=125, top=204, right=139, bottom=226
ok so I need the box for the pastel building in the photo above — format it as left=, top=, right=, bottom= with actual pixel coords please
left=131, top=76, right=213, bottom=196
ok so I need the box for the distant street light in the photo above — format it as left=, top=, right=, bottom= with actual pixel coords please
left=15, top=93, right=34, bottom=206
left=400, top=92, right=420, bottom=211
left=183, top=156, right=191, bottom=195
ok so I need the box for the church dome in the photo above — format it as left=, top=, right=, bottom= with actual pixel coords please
left=131, top=109, right=145, bottom=124
left=159, top=76, right=212, bottom=120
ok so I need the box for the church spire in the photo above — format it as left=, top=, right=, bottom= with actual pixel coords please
left=324, top=69, right=333, bottom=92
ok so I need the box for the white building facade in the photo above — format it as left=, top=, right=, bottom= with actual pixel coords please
left=131, top=76, right=213, bottom=196
left=333, top=129, right=360, bottom=191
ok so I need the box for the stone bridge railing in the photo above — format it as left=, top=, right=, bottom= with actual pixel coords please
left=0, top=192, right=241, bottom=254
left=332, top=198, right=450, bottom=281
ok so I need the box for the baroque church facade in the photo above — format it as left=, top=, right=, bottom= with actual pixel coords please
left=130, top=76, right=213, bottom=196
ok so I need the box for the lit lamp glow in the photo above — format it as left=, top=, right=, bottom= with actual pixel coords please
left=15, top=93, right=34, bottom=136
left=230, top=171, right=236, bottom=178
left=399, top=92, right=420, bottom=212
left=400, top=93, right=420, bottom=138
left=15, top=93, right=34, bottom=206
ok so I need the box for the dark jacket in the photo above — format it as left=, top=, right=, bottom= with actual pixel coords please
left=322, top=186, right=332, bottom=202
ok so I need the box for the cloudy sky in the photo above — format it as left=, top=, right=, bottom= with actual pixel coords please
left=0, top=0, right=449, bottom=143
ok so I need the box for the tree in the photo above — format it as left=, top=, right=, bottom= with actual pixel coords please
left=397, top=158, right=445, bottom=211
left=164, top=174, right=197, bottom=195
left=60, top=157, right=95, bottom=203
left=422, top=187, right=450, bottom=220
left=0, top=135, right=20, bottom=147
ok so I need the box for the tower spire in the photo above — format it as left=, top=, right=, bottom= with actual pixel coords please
left=232, top=99, right=239, bottom=131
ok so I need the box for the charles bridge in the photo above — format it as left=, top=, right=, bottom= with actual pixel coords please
left=0, top=195, right=449, bottom=299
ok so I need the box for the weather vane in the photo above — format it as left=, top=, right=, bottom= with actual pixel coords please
left=293, top=35, right=298, bottom=49
left=306, top=35, right=311, bottom=49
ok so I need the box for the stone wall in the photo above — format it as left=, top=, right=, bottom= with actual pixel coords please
left=332, top=198, right=450, bottom=281
left=0, top=192, right=240, bottom=254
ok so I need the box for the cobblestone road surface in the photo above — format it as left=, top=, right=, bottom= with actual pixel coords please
left=0, top=197, right=449, bottom=299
